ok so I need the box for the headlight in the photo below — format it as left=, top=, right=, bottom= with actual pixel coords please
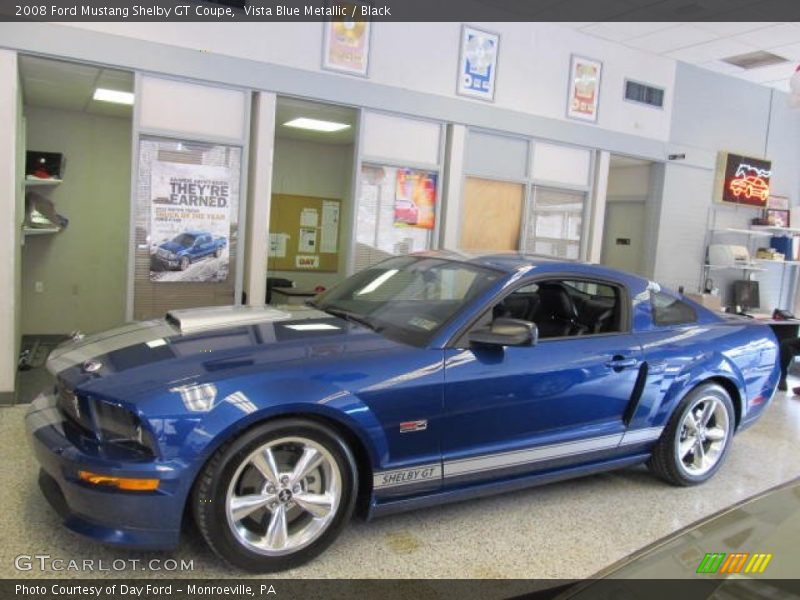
left=57, top=384, right=158, bottom=457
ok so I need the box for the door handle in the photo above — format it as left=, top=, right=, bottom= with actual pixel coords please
left=606, top=356, right=639, bottom=371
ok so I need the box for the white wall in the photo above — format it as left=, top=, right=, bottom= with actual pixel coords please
left=270, top=137, right=354, bottom=290
left=22, top=106, right=131, bottom=335
left=58, top=22, right=675, bottom=143
left=0, top=49, right=19, bottom=400
left=654, top=63, right=800, bottom=306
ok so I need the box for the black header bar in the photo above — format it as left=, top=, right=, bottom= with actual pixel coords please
left=3, top=0, right=800, bottom=22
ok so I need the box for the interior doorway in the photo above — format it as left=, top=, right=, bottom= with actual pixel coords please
left=267, top=97, right=357, bottom=302
left=601, top=155, right=656, bottom=278
left=16, top=55, right=133, bottom=402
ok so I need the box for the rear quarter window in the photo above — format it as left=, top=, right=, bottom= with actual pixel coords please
left=651, top=291, right=697, bottom=326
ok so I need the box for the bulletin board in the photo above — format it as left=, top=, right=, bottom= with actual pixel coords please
left=268, top=194, right=341, bottom=272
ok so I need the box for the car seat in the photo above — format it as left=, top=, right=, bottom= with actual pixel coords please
left=532, top=284, right=588, bottom=338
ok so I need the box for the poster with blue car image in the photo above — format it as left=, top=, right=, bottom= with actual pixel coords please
left=149, top=162, right=232, bottom=283
left=457, top=25, right=499, bottom=101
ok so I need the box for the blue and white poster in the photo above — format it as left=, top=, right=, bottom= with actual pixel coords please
left=457, top=26, right=499, bottom=101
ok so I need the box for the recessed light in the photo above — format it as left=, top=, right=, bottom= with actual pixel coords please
left=283, top=117, right=350, bottom=132
left=93, top=88, right=135, bottom=105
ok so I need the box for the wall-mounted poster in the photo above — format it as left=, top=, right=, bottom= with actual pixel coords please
left=714, top=151, right=772, bottom=208
left=321, top=2, right=371, bottom=77
left=394, top=168, right=437, bottom=230
left=149, top=162, right=232, bottom=282
left=567, top=55, right=602, bottom=122
left=457, top=25, right=499, bottom=101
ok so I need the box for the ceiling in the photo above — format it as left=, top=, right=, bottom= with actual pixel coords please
left=275, top=97, right=357, bottom=145
left=561, top=22, right=800, bottom=92
left=19, top=55, right=133, bottom=119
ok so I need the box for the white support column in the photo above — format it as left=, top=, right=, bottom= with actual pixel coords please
left=441, top=124, right=467, bottom=250
left=587, top=150, right=610, bottom=264
left=0, top=49, right=20, bottom=401
left=244, top=92, right=276, bottom=306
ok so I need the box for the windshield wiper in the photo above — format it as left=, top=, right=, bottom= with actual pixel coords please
left=317, top=306, right=380, bottom=332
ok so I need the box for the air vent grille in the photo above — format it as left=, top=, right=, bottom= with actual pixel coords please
left=722, top=51, right=788, bottom=70
left=624, top=80, right=664, bottom=108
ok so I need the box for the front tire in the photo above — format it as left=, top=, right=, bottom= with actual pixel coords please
left=193, top=419, right=357, bottom=572
left=648, top=383, right=734, bottom=486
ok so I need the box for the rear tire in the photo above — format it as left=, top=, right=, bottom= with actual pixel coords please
left=192, top=419, right=357, bottom=572
left=648, top=383, right=734, bottom=486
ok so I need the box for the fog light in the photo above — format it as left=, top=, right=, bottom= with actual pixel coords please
left=78, top=470, right=159, bottom=491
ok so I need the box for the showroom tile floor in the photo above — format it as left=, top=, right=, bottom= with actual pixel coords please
left=1, top=389, right=799, bottom=580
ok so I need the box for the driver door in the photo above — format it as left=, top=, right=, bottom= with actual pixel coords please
left=441, top=277, right=643, bottom=487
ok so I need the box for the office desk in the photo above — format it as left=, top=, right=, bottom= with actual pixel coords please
left=749, top=313, right=800, bottom=343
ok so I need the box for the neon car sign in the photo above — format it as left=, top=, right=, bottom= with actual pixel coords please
left=717, top=152, right=772, bottom=207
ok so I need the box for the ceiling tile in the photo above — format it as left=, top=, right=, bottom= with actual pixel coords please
left=736, top=62, right=797, bottom=83
left=580, top=21, right=675, bottom=42
left=624, top=24, right=719, bottom=53
left=667, top=38, right=761, bottom=63
left=699, top=60, right=746, bottom=75
left=693, top=22, right=777, bottom=37
left=736, top=23, right=800, bottom=49
left=769, top=42, right=800, bottom=62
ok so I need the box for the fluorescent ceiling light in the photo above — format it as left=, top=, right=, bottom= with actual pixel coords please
left=93, top=88, right=134, bottom=105
left=283, top=117, right=350, bottom=132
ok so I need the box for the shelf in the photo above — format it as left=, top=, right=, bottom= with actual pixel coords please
left=754, top=258, right=800, bottom=266
left=23, top=227, right=61, bottom=236
left=751, top=225, right=800, bottom=234
left=710, top=228, right=773, bottom=237
left=24, top=176, right=62, bottom=187
left=705, top=264, right=766, bottom=272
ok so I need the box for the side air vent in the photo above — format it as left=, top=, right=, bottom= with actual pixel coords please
left=624, top=80, right=665, bottom=108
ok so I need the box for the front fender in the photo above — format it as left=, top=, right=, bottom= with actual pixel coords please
left=145, top=376, right=387, bottom=481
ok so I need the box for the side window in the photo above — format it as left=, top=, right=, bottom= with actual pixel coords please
left=486, top=278, right=624, bottom=339
left=651, top=291, right=697, bottom=326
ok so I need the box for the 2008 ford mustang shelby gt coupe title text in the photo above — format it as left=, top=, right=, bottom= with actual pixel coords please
left=27, top=252, right=779, bottom=571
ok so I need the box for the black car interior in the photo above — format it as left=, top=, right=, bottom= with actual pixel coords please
left=491, top=279, right=621, bottom=339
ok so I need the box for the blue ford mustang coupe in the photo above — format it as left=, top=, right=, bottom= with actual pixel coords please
left=26, top=252, right=780, bottom=571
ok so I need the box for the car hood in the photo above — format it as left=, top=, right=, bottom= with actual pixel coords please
left=158, top=241, right=186, bottom=253
left=49, top=305, right=402, bottom=397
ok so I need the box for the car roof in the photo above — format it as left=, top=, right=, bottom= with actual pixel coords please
left=411, top=250, right=650, bottom=286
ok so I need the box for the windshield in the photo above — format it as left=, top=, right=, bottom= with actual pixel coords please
left=172, top=233, right=196, bottom=247
left=315, top=256, right=502, bottom=346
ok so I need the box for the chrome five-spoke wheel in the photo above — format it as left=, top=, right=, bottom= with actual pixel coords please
left=676, top=394, right=730, bottom=477
left=194, top=419, right=357, bottom=572
left=649, top=383, right=734, bottom=486
left=676, top=396, right=730, bottom=475
left=226, top=437, right=341, bottom=556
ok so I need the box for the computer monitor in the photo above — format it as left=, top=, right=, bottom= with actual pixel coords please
left=733, top=280, right=760, bottom=311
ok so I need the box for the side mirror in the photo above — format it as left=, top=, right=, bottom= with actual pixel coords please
left=469, top=318, right=537, bottom=348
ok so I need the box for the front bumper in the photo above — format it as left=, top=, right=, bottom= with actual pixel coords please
left=151, top=254, right=181, bottom=269
left=25, top=392, right=187, bottom=550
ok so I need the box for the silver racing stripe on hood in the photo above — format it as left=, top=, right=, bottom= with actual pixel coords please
left=45, top=305, right=327, bottom=376
left=46, top=320, right=178, bottom=375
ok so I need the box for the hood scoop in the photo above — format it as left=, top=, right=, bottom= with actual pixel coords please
left=166, top=305, right=291, bottom=335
